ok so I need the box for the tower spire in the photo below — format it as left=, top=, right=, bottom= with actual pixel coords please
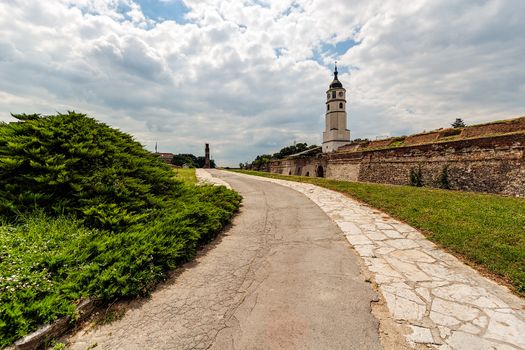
left=329, top=61, right=343, bottom=89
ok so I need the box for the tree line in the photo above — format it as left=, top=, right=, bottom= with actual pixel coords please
left=171, top=153, right=216, bottom=168
left=241, top=142, right=320, bottom=170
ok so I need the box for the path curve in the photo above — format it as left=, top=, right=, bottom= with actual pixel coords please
left=68, top=169, right=383, bottom=349
left=225, top=171, right=525, bottom=350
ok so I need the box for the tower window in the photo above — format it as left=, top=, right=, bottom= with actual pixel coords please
left=327, top=104, right=330, bottom=111
left=339, top=102, right=343, bottom=109
left=332, top=91, right=336, bottom=98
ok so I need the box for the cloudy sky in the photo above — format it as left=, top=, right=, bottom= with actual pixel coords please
left=1, top=0, right=524, bottom=166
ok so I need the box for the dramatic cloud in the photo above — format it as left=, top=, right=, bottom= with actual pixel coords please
left=1, top=0, right=524, bottom=165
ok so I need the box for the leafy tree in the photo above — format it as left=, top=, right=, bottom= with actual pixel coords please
left=196, top=156, right=216, bottom=168
left=272, top=142, right=316, bottom=159
left=171, top=154, right=215, bottom=168
left=452, top=118, right=466, bottom=128
left=172, top=153, right=198, bottom=167
left=244, top=142, right=320, bottom=170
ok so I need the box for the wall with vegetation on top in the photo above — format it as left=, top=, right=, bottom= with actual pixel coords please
left=269, top=133, right=525, bottom=197
left=329, top=133, right=525, bottom=197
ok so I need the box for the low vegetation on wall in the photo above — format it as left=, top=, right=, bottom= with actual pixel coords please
left=233, top=170, right=525, bottom=296
left=337, top=116, right=525, bottom=153
left=0, top=112, right=241, bottom=347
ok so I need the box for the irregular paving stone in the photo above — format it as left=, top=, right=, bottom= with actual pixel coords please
left=431, top=298, right=479, bottom=322
left=437, top=326, right=451, bottom=340
left=458, top=323, right=481, bottom=334
left=365, top=231, right=388, bottom=241
left=430, top=311, right=462, bottom=327
left=382, top=290, right=427, bottom=321
left=386, top=239, right=421, bottom=250
left=375, top=223, right=394, bottom=230
left=484, top=309, right=525, bottom=349
left=352, top=244, right=375, bottom=257
left=337, top=221, right=362, bottom=235
left=390, top=249, right=436, bottom=263
left=447, top=331, right=516, bottom=350
left=229, top=173, right=525, bottom=350
left=407, top=325, right=435, bottom=344
left=382, top=229, right=404, bottom=239
left=432, top=284, right=508, bottom=309
left=472, top=315, right=489, bottom=329
left=345, top=234, right=372, bottom=245
left=381, top=283, right=426, bottom=321
left=384, top=257, right=431, bottom=282
left=415, top=287, right=431, bottom=303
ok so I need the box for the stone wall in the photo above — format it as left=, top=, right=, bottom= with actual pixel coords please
left=330, top=133, right=525, bottom=197
left=326, top=154, right=361, bottom=181
left=269, top=133, right=525, bottom=197
left=269, top=156, right=327, bottom=178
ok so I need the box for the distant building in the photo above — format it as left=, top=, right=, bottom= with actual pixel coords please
left=156, top=152, right=174, bottom=164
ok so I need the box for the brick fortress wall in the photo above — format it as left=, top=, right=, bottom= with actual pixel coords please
left=268, top=117, right=525, bottom=197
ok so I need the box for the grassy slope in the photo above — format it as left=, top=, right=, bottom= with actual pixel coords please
left=232, top=170, right=525, bottom=295
left=173, top=168, right=197, bottom=183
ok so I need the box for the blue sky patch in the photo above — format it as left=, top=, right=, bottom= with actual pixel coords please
left=335, top=39, right=358, bottom=56
left=311, top=39, right=359, bottom=72
left=135, top=0, right=190, bottom=23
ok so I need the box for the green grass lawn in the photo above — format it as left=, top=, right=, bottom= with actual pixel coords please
left=232, top=170, right=525, bottom=295
left=173, top=168, right=197, bottom=183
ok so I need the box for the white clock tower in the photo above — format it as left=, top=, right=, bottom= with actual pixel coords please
left=322, top=64, right=351, bottom=153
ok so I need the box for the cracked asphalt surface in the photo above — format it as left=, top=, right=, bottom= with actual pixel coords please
left=68, top=170, right=382, bottom=350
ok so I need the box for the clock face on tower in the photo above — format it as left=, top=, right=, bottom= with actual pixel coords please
left=339, top=92, right=344, bottom=97
left=327, top=93, right=330, bottom=99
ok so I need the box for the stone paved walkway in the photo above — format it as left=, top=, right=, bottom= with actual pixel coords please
left=227, top=171, right=525, bottom=350
left=196, top=168, right=232, bottom=189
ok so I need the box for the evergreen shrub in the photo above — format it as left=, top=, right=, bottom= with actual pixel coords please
left=438, top=165, right=451, bottom=189
left=0, top=112, right=241, bottom=347
left=409, top=167, right=423, bottom=187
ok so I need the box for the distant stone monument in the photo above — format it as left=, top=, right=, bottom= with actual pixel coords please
left=204, top=143, right=211, bottom=168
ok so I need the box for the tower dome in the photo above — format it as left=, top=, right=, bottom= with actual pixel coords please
left=329, top=64, right=343, bottom=89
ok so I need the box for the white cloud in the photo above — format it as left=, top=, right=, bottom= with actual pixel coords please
left=0, top=0, right=524, bottom=166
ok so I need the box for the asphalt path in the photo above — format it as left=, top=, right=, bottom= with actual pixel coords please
left=69, top=170, right=382, bottom=350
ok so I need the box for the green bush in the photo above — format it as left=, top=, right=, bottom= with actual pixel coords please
left=438, top=165, right=451, bottom=189
left=0, top=112, right=182, bottom=229
left=0, top=113, right=241, bottom=347
left=409, top=166, right=423, bottom=187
